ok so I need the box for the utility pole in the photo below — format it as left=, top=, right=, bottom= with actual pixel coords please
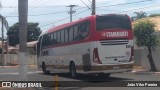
left=0, top=15, right=9, bottom=66
left=18, top=0, right=28, bottom=81
left=1, top=16, right=4, bottom=66
left=92, top=0, right=96, bottom=15
left=67, top=5, right=77, bottom=22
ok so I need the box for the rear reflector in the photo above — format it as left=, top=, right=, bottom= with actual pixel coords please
left=129, top=46, right=134, bottom=62
left=93, top=48, right=102, bottom=64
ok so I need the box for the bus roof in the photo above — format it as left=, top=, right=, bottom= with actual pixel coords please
left=40, top=14, right=129, bottom=36
left=46, top=15, right=94, bottom=34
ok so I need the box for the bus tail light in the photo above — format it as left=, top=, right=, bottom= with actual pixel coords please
left=93, top=48, right=102, bottom=64
left=129, top=46, right=134, bottom=62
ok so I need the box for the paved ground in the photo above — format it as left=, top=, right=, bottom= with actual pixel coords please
left=0, top=65, right=160, bottom=90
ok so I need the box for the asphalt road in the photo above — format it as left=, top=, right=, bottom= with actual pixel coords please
left=0, top=66, right=160, bottom=90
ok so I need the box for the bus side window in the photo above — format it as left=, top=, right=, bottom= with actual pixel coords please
left=79, top=22, right=89, bottom=40
left=48, top=34, right=51, bottom=46
left=53, top=32, right=58, bottom=45
left=65, top=28, right=69, bottom=43
left=69, top=27, right=74, bottom=42
left=61, top=30, right=65, bottom=44
left=50, top=33, right=54, bottom=45
left=57, top=31, right=61, bottom=44
left=42, top=35, right=46, bottom=47
left=73, top=25, right=79, bottom=41
left=45, top=34, right=51, bottom=46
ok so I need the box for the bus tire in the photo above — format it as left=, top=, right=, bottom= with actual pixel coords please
left=69, top=62, right=77, bottom=78
left=42, top=62, right=50, bottom=75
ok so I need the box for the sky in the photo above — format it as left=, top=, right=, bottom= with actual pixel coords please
left=0, top=0, right=160, bottom=37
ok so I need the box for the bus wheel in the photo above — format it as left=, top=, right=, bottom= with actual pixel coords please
left=42, top=62, right=50, bottom=75
left=69, top=62, right=77, bottom=78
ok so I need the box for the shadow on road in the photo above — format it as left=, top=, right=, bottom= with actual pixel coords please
left=41, top=72, right=133, bottom=82
left=38, top=72, right=134, bottom=87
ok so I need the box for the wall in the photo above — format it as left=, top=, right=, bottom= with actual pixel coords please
left=134, top=48, right=160, bottom=71
left=1, top=49, right=160, bottom=71
left=0, top=54, right=37, bottom=65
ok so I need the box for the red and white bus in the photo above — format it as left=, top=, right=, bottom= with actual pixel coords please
left=37, top=14, right=134, bottom=77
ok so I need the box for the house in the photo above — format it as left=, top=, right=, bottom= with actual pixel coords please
left=0, top=40, right=38, bottom=54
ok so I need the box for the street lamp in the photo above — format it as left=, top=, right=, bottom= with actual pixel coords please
left=0, top=14, right=9, bottom=66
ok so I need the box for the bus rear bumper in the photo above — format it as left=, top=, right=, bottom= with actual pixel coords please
left=78, top=64, right=133, bottom=74
left=78, top=69, right=132, bottom=74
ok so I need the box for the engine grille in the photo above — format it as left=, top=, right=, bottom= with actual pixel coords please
left=100, top=39, right=129, bottom=45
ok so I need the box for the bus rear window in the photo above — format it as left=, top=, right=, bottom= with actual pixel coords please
left=96, top=15, right=131, bottom=31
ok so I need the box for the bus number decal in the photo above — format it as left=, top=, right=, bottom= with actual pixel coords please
left=102, top=31, right=128, bottom=37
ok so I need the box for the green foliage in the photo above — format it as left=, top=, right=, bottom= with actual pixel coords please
left=134, top=20, right=159, bottom=48
left=148, top=14, right=160, bottom=17
left=133, top=11, right=147, bottom=20
left=7, top=22, right=42, bottom=46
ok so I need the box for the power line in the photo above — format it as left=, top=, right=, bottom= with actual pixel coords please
left=29, top=11, right=68, bottom=16
left=4, top=0, right=151, bottom=9
left=87, top=0, right=92, bottom=3
left=80, top=0, right=91, bottom=10
left=5, top=7, right=87, bottom=17
left=6, top=6, right=87, bottom=15
left=29, top=0, right=39, bottom=6
left=5, top=10, right=67, bottom=17
left=29, top=0, right=44, bottom=7
left=118, top=4, right=160, bottom=13
left=32, top=0, right=50, bottom=8
left=40, top=9, right=89, bottom=28
left=2, top=5, right=86, bottom=8
left=97, top=0, right=152, bottom=8
left=97, top=8, right=118, bottom=12
left=2, top=6, right=65, bottom=8
left=7, top=0, right=43, bottom=14
left=29, top=0, right=50, bottom=11
left=73, top=9, right=90, bottom=17
left=40, top=4, right=160, bottom=28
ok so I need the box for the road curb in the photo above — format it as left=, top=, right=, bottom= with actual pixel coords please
left=130, top=69, right=160, bottom=75
left=0, top=65, right=37, bottom=68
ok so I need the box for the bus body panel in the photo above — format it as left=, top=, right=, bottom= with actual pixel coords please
left=37, top=41, right=133, bottom=73
left=37, top=14, right=134, bottom=74
left=97, top=40, right=133, bottom=64
left=38, top=42, right=92, bottom=71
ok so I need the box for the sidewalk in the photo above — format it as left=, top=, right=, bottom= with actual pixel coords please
left=0, top=65, right=37, bottom=68
left=132, top=66, right=160, bottom=75
left=0, top=65, right=160, bottom=75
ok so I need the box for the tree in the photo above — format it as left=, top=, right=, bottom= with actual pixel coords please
left=149, top=14, right=160, bottom=17
left=7, top=22, right=41, bottom=46
left=133, top=11, right=147, bottom=20
left=134, top=20, right=159, bottom=71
